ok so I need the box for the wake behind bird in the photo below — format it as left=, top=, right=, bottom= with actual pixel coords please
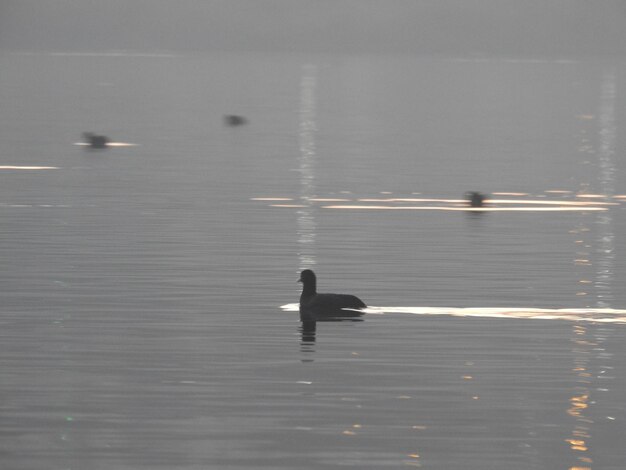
left=281, top=303, right=626, bottom=324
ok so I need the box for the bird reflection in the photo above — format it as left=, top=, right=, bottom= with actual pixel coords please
left=300, top=321, right=317, bottom=342
left=298, top=320, right=364, bottom=357
left=300, top=321, right=316, bottom=342
left=299, top=322, right=316, bottom=360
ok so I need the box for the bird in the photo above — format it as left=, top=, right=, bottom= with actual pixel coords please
left=82, top=132, right=109, bottom=149
left=466, top=191, right=487, bottom=208
left=223, top=115, right=247, bottom=127
left=298, top=269, right=366, bottom=325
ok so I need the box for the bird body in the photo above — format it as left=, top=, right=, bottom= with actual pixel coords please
left=82, top=132, right=109, bottom=149
left=466, top=191, right=487, bottom=208
left=298, top=269, right=366, bottom=323
left=223, top=115, right=247, bottom=126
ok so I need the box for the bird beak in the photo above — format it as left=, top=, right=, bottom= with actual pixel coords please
left=297, top=278, right=302, bottom=283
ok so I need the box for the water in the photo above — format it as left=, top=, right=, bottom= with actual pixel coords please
left=1, top=51, right=626, bottom=469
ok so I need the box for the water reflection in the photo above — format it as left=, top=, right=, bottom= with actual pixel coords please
left=281, top=303, right=626, bottom=323
left=564, top=69, right=618, bottom=470
left=297, top=64, right=318, bottom=271
left=566, top=217, right=595, bottom=469
left=567, top=323, right=595, bottom=469
left=297, top=64, right=319, bottom=355
left=594, top=70, right=617, bottom=308
left=324, top=205, right=609, bottom=212
left=0, top=165, right=59, bottom=170
left=74, top=142, right=137, bottom=147
left=253, top=193, right=619, bottom=212
left=300, top=321, right=316, bottom=340
left=299, top=323, right=316, bottom=359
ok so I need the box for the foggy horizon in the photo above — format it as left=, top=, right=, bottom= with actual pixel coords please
left=1, top=0, right=626, bottom=57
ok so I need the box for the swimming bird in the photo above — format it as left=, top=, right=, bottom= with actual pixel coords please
left=82, top=132, right=109, bottom=149
left=466, top=191, right=487, bottom=208
left=223, top=115, right=247, bottom=127
left=298, top=269, right=366, bottom=324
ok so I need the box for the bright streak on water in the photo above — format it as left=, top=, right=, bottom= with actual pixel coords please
left=296, top=64, right=319, bottom=271
left=74, top=142, right=138, bottom=147
left=492, top=192, right=531, bottom=196
left=321, top=205, right=608, bottom=212
left=357, top=198, right=468, bottom=203
left=0, top=166, right=59, bottom=170
left=595, top=70, right=617, bottom=308
left=253, top=195, right=620, bottom=212
left=356, top=197, right=617, bottom=206
left=280, top=303, right=626, bottom=323
left=488, top=199, right=617, bottom=206
left=250, top=197, right=295, bottom=201
left=47, top=51, right=181, bottom=58
left=308, top=198, right=352, bottom=202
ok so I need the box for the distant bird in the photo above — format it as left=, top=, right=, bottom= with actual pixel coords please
left=298, top=269, right=366, bottom=325
left=466, top=191, right=487, bottom=208
left=82, top=132, right=109, bottom=149
left=223, top=115, right=247, bottom=127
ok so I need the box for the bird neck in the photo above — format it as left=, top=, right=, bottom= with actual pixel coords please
left=300, top=279, right=317, bottom=299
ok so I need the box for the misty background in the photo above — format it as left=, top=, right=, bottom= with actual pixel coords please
left=1, top=0, right=626, bottom=57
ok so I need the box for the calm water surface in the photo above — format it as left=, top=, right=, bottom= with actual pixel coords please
left=1, top=51, right=625, bottom=469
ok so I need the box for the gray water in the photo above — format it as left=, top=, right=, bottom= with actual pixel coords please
left=1, top=51, right=626, bottom=469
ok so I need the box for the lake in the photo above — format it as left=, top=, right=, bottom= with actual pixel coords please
left=1, top=50, right=625, bottom=469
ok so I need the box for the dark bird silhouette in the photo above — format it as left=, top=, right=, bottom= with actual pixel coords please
left=82, top=132, right=109, bottom=149
left=466, top=191, right=487, bottom=208
left=298, top=270, right=366, bottom=327
left=223, top=115, right=247, bottom=127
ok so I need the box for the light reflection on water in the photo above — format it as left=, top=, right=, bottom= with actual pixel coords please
left=322, top=205, right=609, bottom=212
left=563, top=69, right=619, bottom=470
left=0, top=165, right=59, bottom=170
left=74, top=142, right=138, bottom=147
left=253, top=193, right=620, bottom=212
left=296, top=64, right=319, bottom=272
left=282, top=303, right=626, bottom=324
